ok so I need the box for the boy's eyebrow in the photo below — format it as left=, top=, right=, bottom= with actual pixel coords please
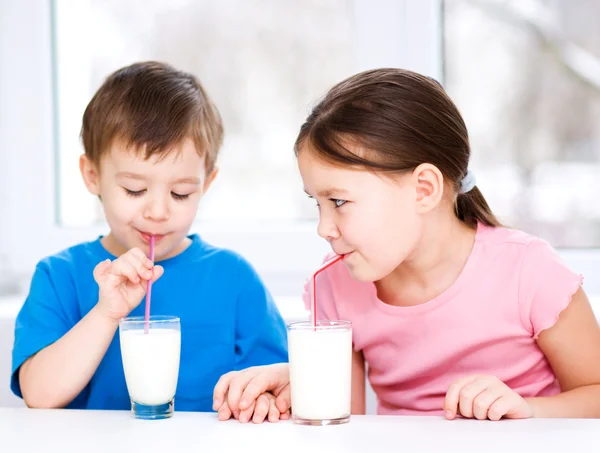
left=304, top=188, right=349, bottom=198
left=173, top=177, right=201, bottom=184
left=116, top=172, right=200, bottom=184
left=116, top=172, right=146, bottom=180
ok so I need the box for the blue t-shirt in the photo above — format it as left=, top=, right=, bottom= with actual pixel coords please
left=11, top=234, right=288, bottom=411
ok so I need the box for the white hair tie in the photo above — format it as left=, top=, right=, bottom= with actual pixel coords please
left=460, top=169, right=476, bottom=194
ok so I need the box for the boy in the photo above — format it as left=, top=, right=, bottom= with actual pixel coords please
left=11, top=61, right=288, bottom=411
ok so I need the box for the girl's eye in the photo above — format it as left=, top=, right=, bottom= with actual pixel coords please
left=124, top=188, right=145, bottom=197
left=307, top=195, right=320, bottom=209
left=332, top=199, right=347, bottom=208
left=171, top=192, right=190, bottom=201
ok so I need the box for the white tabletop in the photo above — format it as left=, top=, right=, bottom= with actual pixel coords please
left=1, top=408, right=599, bottom=453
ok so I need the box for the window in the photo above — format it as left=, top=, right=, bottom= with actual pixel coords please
left=54, top=0, right=355, bottom=226
left=444, top=0, right=600, bottom=248
left=0, top=0, right=442, bottom=296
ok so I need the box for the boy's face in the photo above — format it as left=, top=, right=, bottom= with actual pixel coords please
left=80, top=138, right=217, bottom=260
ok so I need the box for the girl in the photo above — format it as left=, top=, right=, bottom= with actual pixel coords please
left=213, top=68, right=600, bottom=423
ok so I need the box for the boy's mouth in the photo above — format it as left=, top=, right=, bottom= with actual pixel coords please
left=137, top=230, right=166, bottom=244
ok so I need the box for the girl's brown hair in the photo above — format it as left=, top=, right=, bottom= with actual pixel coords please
left=295, top=68, right=501, bottom=228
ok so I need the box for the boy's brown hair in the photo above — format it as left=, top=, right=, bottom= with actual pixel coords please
left=81, top=61, right=223, bottom=174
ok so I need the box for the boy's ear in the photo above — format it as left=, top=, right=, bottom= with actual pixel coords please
left=79, top=154, right=100, bottom=196
left=202, top=167, right=219, bottom=194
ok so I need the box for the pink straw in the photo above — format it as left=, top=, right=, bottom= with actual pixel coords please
left=144, top=235, right=155, bottom=334
left=311, top=254, right=344, bottom=327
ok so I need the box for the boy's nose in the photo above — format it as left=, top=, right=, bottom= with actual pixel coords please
left=143, top=196, right=170, bottom=222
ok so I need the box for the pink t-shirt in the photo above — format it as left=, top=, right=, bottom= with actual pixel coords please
left=303, top=222, right=583, bottom=416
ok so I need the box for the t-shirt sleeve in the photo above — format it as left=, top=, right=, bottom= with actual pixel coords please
left=518, top=238, right=583, bottom=339
left=234, top=257, right=288, bottom=370
left=11, top=259, right=77, bottom=398
left=302, top=253, right=341, bottom=322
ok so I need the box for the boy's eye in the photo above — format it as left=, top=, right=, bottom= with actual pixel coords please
left=171, top=192, right=190, bottom=201
left=124, top=188, right=146, bottom=197
left=332, top=199, right=347, bottom=208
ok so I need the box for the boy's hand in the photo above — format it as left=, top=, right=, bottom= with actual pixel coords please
left=213, top=364, right=291, bottom=418
left=93, top=248, right=164, bottom=322
left=216, top=392, right=291, bottom=423
left=444, top=375, right=534, bottom=421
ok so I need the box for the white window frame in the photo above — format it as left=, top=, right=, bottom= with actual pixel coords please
left=2, top=0, right=598, bottom=297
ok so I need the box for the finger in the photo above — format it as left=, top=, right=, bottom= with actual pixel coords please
left=217, top=401, right=233, bottom=421
left=275, top=384, right=291, bottom=414
left=267, top=396, right=281, bottom=423
left=151, top=265, right=164, bottom=282
left=252, top=394, right=270, bottom=424
left=280, top=411, right=290, bottom=420
left=488, top=396, right=512, bottom=421
left=129, top=247, right=154, bottom=268
left=458, top=380, right=489, bottom=419
left=213, top=372, right=237, bottom=410
left=135, top=265, right=164, bottom=293
left=110, top=258, right=142, bottom=284
left=444, top=375, right=481, bottom=419
left=227, top=370, right=254, bottom=412
left=93, top=259, right=112, bottom=281
left=239, top=375, right=278, bottom=410
left=123, top=251, right=153, bottom=280
left=238, top=401, right=255, bottom=424
left=473, top=389, right=502, bottom=420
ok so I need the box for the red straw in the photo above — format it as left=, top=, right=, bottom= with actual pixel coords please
left=144, top=235, right=155, bottom=334
left=311, top=255, right=344, bottom=327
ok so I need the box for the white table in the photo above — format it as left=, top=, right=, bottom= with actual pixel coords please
left=1, top=408, right=599, bottom=453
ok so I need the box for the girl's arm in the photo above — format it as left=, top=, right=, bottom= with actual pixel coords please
left=351, top=349, right=366, bottom=414
left=529, top=287, right=600, bottom=417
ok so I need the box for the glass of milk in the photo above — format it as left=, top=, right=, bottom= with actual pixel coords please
left=288, top=320, right=352, bottom=425
left=119, top=315, right=181, bottom=420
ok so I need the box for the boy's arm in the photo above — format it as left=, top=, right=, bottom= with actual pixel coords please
left=19, top=306, right=119, bottom=408
left=15, top=249, right=162, bottom=408
left=233, top=259, right=288, bottom=371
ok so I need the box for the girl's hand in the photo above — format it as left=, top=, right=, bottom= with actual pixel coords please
left=213, top=364, right=291, bottom=420
left=444, top=375, right=533, bottom=421
left=216, top=391, right=291, bottom=423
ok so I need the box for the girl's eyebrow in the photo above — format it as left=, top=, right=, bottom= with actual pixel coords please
left=304, top=188, right=349, bottom=198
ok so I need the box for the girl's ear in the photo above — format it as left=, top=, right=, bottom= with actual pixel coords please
left=412, top=163, right=444, bottom=213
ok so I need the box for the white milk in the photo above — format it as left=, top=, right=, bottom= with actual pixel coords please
left=288, top=326, right=352, bottom=420
left=120, top=328, right=181, bottom=405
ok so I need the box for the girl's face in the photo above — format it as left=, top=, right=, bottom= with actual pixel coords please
left=298, top=145, right=427, bottom=282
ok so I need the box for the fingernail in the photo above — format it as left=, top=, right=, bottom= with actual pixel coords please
left=445, top=410, right=453, bottom=419
left=240, top=399, right=248, bottom=408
